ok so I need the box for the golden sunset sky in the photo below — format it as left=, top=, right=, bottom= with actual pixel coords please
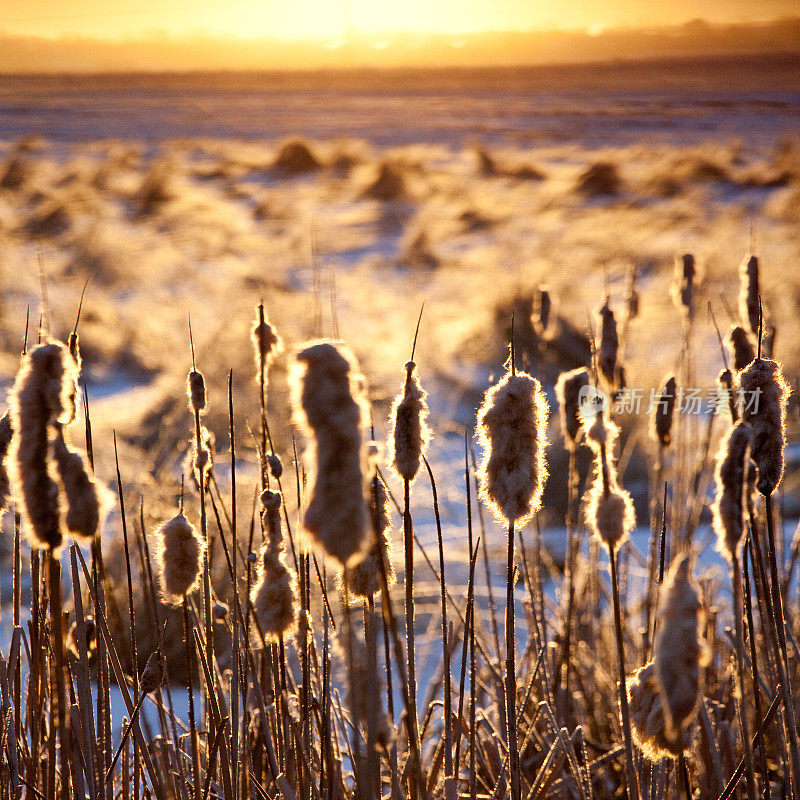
left=1, top=0, right=796, bottom=40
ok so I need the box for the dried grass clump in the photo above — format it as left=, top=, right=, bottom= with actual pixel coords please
left=739, top=357, right=790, bottom=496
left=555, top=367, right=590, bottom=449
left=650, top=375, right=677, bottom=448
left=360, top=161, right=408, bottom=201
left=251, top=490, right=297, bottom=642
left=52, top=430, right=100, bottom=543
left=628, top=662, right=690, bottom=759
left=271, top=139, right=321, bottom=176
left=739, top=254, right=760, bottom=335
left=727, top=325, right=756, bottom=372
left=155, top=512, right=205, bottom=604
left=388, top=360, right=430, bottom=483
left=135, top=159, right=176, bottom=214
left=576, top=161, right=622, bottom=197
left=654, top=554, right=707, bottom=747
left=292, top=341, right=369, bottom=565
left=9, top=341, right=78, bottom=551
left=711, top=421, right=753, bottom=561
left=597, top=299, right=619, bottom=386
left=477, top=371, right=549, bottom=525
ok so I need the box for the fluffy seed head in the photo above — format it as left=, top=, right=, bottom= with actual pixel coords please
left=291, top=340, right=368, bottom=565
left=597, top=300, right=619, bottom=386
left=477, top=371, right=549, bottom=525
left=187, top=370, right=206, bottom=413
left=654, top=554, right=708, bottom=745
left=628, top=662, right=691, bottom=759
left=8, top=341, right=76, bottom=551
left=0, top=412, right=13, bottom=513
left=585, top=480, right=635, bottom=552
left=555, top=368, right=590, bottom=448
left=711, top=421, right=754, bottom=562
left=739, top=357, right=790, bottom=495
left=388, top=360, right=431, bottom=483
left=739, top=253, right=760, bottom=335
left=251, top=302, right=283, bottom=381
left=727, top=326, right=756, bottom=372
left=155, top=512, right=205, bottom=604
left=651, top=375, right=677, bottom=448
left=52, top=431, right=100, bottom=543
left=672, top=253, right=696, bottom=319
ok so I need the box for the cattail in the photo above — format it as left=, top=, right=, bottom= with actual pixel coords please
left=625, top=263, right=640, bottom=321
left=650, top=375, right=677, bottom=448
left=672, top=253, right=696, bottom=319
left=477, top=370, right=549, bottom=525
left=343, top=473, right=396, bottom=601
left=192, top=425, right=214, bottom=484
left=140, top=648, right=167, bottom=695
left=291, top=341, right=368, bottom=565
left=597, top=299, right=619, bottom=385
left=52, top=429, right=100, bottom=543
left=727, top=326, right=755, bottom=372
left=555, top=368, right=590, bottom=449
left=187, top=370, right=206, bottom=413
left=388, top=360, right=431, bottom=483
left=67, top=615, right=97, bottom=660
left=739, top=357, right=790, bottom=496
left=654, top=554, right=708, bottom=746
left=0, top=412, right=13, bottom=513
left=9, top=341, right=76, bottom=551
left=251, top=302, right=283, bottom=381
left=717, top=368, right=737, bottom=421
left=65, top=329, right=81, bottom=425
left=250, top=490, right=297, bottom=642
left=155, top=512, right=205, bottom=604
left=532, top=285, right=554, bottom=338
left=739, top=253, right=760, bottom=335
left=267, top=453, right=283, bottom=479
left=711, top=421, right=754, bottom=561
left=628, top=662, right=690, bottom=759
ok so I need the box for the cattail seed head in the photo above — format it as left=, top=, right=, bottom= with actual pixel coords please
left=739, top=357, right=790, bottom=495
left=155, top=512, right=205, bottom=604
left=672, top=253, right=696, bottom=320
left=187, top=370, right=206, bottom=413
left=8, top=341, right=76, bottom=551
left=625, top=263, right=640, bottom=321
left=52, top=430, right=100, bottom=543
left=388, top=360, right=431, bottom=483
left=712, top=421, right=754, bottom=562
left=581, top=406, right=619, bottom=454
left=477, top=371, right=549, bottom=525
left=727, top=326, right=756, bottom=372
left=628, top=661, right=690, bottom=760
left=291, top=340, right=369, bottom=565
left=532, top=285, right=554, bottom=338
left=597, top=300, right=619, bottom=386
left=717, top=368, right=737, bottom=421
left=140, top=648, right=167, bottom=695
left=251, top=302, right=283, bottom=381
left=192, top=425, right=214, bottom=484
left=0, top=412, right=13, bottom=513
left=739, top=253, right=760, bottom=335
left=654, top=553, right=708, bottom=746
left=585, top=480, right=635, bottom=552
left=651, top=375, right=677, bottom=448
left=555, top=368, right=590, bottom=449
left=267, top=453, right=283, bottom=479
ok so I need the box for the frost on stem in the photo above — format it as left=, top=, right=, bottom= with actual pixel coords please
left=155, top=512, right=205, bottom=605
left=291, top=340, right=369, bottom=565
left=477, top=371, right=549, bottom=526
left=388, top=360, right=430, bottom=483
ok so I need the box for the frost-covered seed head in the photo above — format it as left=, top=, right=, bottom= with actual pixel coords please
left=585, top=480, right=635, bottom=552
left=155, top=512, right=205, bottom=604
left=52, top=431, right=100, bottom=543
left=388, top=360, right=431, bottom=483
left=187, top=370, right=206, bottom=413
left=251, top=302, right=283, bottom=381
left=477, top=371, right=549, bottom=525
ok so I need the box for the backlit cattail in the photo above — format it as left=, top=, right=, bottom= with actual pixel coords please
left=739, top=357, right=790, bottom=496
left=0, top=412, right=12, bottom=512
left=267, top=453, right=283, bottom=479
left=672, top=253, right=696, bottom=320
left=597, top=300, right=619, bottom=385
left=52, top=429, right=100, bottom=543
left=187, top=369, right=206, bottom=413
left=650, top=375, right=677, bottom=448
left=654, top=554, right=707, bottom=746
left=555, top=368, right=590, bottom=449
left=251, top=302, right=283, bottom=381
left=532, top=285, right=553, bottom=338
left=155, top=512, right=205, bottom=604
left=711, top=421, right=753, bottom=561
left=477, top=370, right=549, bottom=525
left=727, top=326, right=755, bottom=372
left=65, top=330, right=81, bottom=425
left=344, top=473, right=396, bottom=601
left=9, top=341, right=76, bottom=551
left=739, top=253, right=760, bottom=335
left=628, top=662, right=690, bottom=759
left=291, top=341, right=368, bottom=565
left=717, top=368, right=737, bottom=421
left=250, top=490, right=297, bottom=642
left=388, top=360, right=430, bottom=483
